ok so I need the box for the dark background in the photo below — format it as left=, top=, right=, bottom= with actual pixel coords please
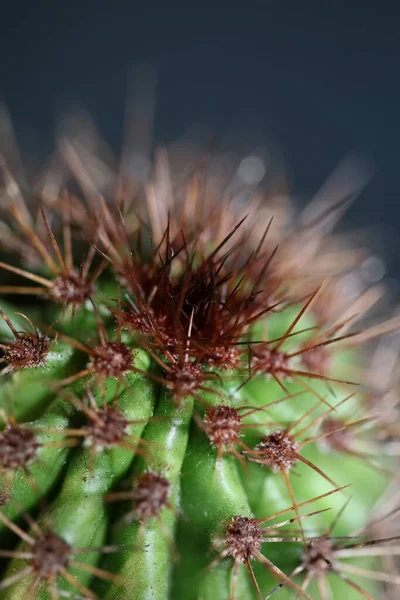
left=1, top=2, right=399, bottom=277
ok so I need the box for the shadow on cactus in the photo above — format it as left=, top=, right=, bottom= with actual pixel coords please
left=0, top=120, right=399, bottom=599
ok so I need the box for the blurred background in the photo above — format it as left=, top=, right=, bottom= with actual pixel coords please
left=1, top=2, right=399, bottom=279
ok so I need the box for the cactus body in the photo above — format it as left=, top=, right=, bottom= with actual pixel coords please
left=0, top=136, right=398, bottom=600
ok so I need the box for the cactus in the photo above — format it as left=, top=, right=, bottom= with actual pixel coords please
left=0, top=127, right=399, bottom=600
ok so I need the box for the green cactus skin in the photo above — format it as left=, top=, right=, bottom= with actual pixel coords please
left=0, top=141, right=398, bottom=600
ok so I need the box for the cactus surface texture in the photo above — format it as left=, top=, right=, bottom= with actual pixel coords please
left=0, top=126, right=399, bottom=600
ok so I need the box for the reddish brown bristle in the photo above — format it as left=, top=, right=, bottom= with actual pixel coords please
left=252, top=431, right=299, bottom=471
left=48, top=272, right=94, bottom=306
left=252, top=345, right=290, bottom=378
left=204, top=344, right=241, bottom=370
left=3, top=333, right=50, bottom=370
left=0, top=490, right=10, bottom=506
left=167, top=362, right=204, bottom=401
left=31, top=532, right=72, bottom=578
left=131, top=471, right=170, bottom=520
left=204, top=405, right=242, bottom=448
left=302, top=538, right=334, bottom=575
left=0, top=426, right=39, bottom=469
left=90, top=342, right=133, bottom=378
left=113, top=308, right=148, bottom=335
left=0, top=309, right=51, bottom=372
left=224, top=516, right=263, bottom=563
left=86, top=406, right=128, bottom=449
